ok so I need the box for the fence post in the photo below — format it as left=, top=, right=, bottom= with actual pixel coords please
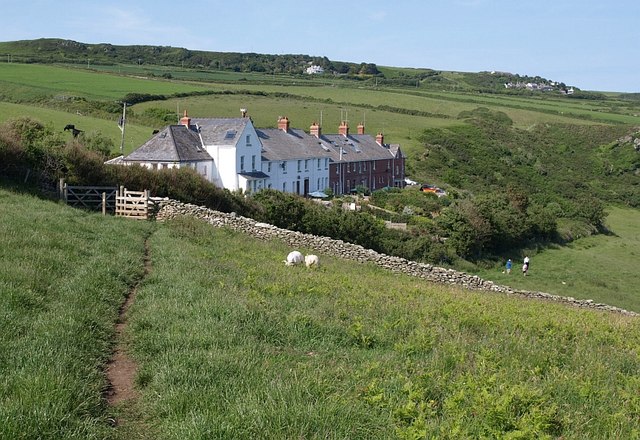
left=63, top=183, right=68, bottom=203
left=58, top=178, right=65, bottom=200
left=102, top=192, right=106, bottom=216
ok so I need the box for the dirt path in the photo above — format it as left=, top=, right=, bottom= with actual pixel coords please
left=105, top=237, right=151, bottom=410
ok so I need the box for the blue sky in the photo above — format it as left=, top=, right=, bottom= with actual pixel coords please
left=3, top=0, right=638, bottom=92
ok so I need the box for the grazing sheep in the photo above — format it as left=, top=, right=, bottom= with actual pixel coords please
left=284, top=250, right=304, bottom=266
left=305, top=254, right=320, bottom=268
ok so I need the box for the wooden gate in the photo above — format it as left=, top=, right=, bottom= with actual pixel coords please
left=63, top=183, right=118, bottom=213
left=115, top=187, right=150, bottom=219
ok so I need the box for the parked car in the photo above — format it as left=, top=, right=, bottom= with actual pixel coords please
left=420, top=184, right=438, bottom=193
left=421, top=184, right=447, bottom=197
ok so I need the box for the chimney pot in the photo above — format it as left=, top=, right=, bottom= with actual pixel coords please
left=180, top=110, right=191, bottom=127
left=339, top=121, right=349, bottom=137
left=376, top=132, right=384, bottom=145
left=357, top=122, right=365, bottom=135
left=310, top=122, right=321, bottom=138
left=278, top=116, right=290, bottom=132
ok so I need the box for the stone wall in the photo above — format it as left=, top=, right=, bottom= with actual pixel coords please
left=154, top=198, right=637, bottom=317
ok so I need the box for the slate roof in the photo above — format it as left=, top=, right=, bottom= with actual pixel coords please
left=190, top=118, right=251, bottom=145
left=125, top=125, right=211, bottom=162
left=257, top=128, right=334, bottom=161
left=318, top=134, right=401, bottom=162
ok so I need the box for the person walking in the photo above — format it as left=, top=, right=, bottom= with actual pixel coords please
left=505, top=259, right=512, bottom=274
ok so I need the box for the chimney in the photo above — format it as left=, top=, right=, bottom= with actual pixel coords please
left=278, top=116, right=290, bottom=132
left=179, top=110, right=191, bottom=127
left=357, top=122, right=365, bottom=135
left=240, top=108, right=247, bottom=118
left=339, top=121, right=349, bottom=137
left=310, top=121, right=321, bottom=138
left=376, top=132, right=384, bottom=145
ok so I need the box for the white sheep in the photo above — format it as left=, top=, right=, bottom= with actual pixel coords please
left=284, top=250, right=304, bottom=266
left=305, top=254, right=320, bottom=268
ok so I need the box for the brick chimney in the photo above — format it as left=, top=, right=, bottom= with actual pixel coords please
left=179, top=110, right=191, bottom=127
left=278, top=116, right=290, bottom=132
left=357, top=122, right=365, bottom=135
left=339, top=121, right=349, bottom=137
left=310, top=122, right=321, bottom=138
left=376, top=132, right=384, bottom=145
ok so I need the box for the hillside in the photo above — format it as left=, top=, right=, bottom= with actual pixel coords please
left=0, top=190, right=640, bottom=439
left=0, top=38, right=617, bottom=95
left=2, top=187, right=640, bottom=439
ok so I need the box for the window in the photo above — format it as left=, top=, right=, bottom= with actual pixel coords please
left=363, top=162, right=367, bottom=171
left=282, top=161, right=287, bottom=173
left=305, top=159, right=309, bottom=171
left=317, top=158, right=321, bottom=170
left=373, top=161, right=376, bottom=170
left=283, top=182, right=286, bottom=192
left=246, top=135, right=251, bottom=146
left=240, top=156, right=245, bottom=171
left=151, top=163, right=158, bottom=170
left=325, top=158, right=329, bottom=169
left=252, top=155, right=256, bottom=171
left=297, top=160, right=302, bottom=172
left=162, top=163, right=168, bottom=169
left=268, top=162, right=272, bottom=173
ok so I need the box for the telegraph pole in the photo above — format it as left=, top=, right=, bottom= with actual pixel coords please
left=118, top=102, right=127, bottom=154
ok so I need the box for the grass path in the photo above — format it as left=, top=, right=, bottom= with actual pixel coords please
left=106, top=235, right=152, bottom=409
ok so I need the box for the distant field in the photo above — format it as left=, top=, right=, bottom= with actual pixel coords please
left=0, top=101, right=153, bottom=154
left=0, top=63, right=212, bottom=101
left=474, top=206, right=640, bottom=312
left=2, top=63, right=639, bottom=157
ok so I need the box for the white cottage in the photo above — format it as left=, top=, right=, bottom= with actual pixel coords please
left=109, top=111, right=267, bottom=193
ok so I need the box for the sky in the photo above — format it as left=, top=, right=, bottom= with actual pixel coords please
left=2, top=0, right=638, bottom=93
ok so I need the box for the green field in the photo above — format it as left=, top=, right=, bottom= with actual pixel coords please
left=0, top=101, right=152, bottom=152
left=2, top=188, right=640, bottom=439
left=0, top=63, right=212, bottom=101
left=474, top=206, right=640, bottom=312
left=2, top=63, right=639, bottom=157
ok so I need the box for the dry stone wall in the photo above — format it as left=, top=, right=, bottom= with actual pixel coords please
left=154, top=198, right=637, bottom=317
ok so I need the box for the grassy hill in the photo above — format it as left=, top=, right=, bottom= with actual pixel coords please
left=1, top=61, right=639, bottom=157
left=2, top=187, right=640, bottom=439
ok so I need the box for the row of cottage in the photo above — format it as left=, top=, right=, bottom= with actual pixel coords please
left=106, top=110, right=405, bottom=196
